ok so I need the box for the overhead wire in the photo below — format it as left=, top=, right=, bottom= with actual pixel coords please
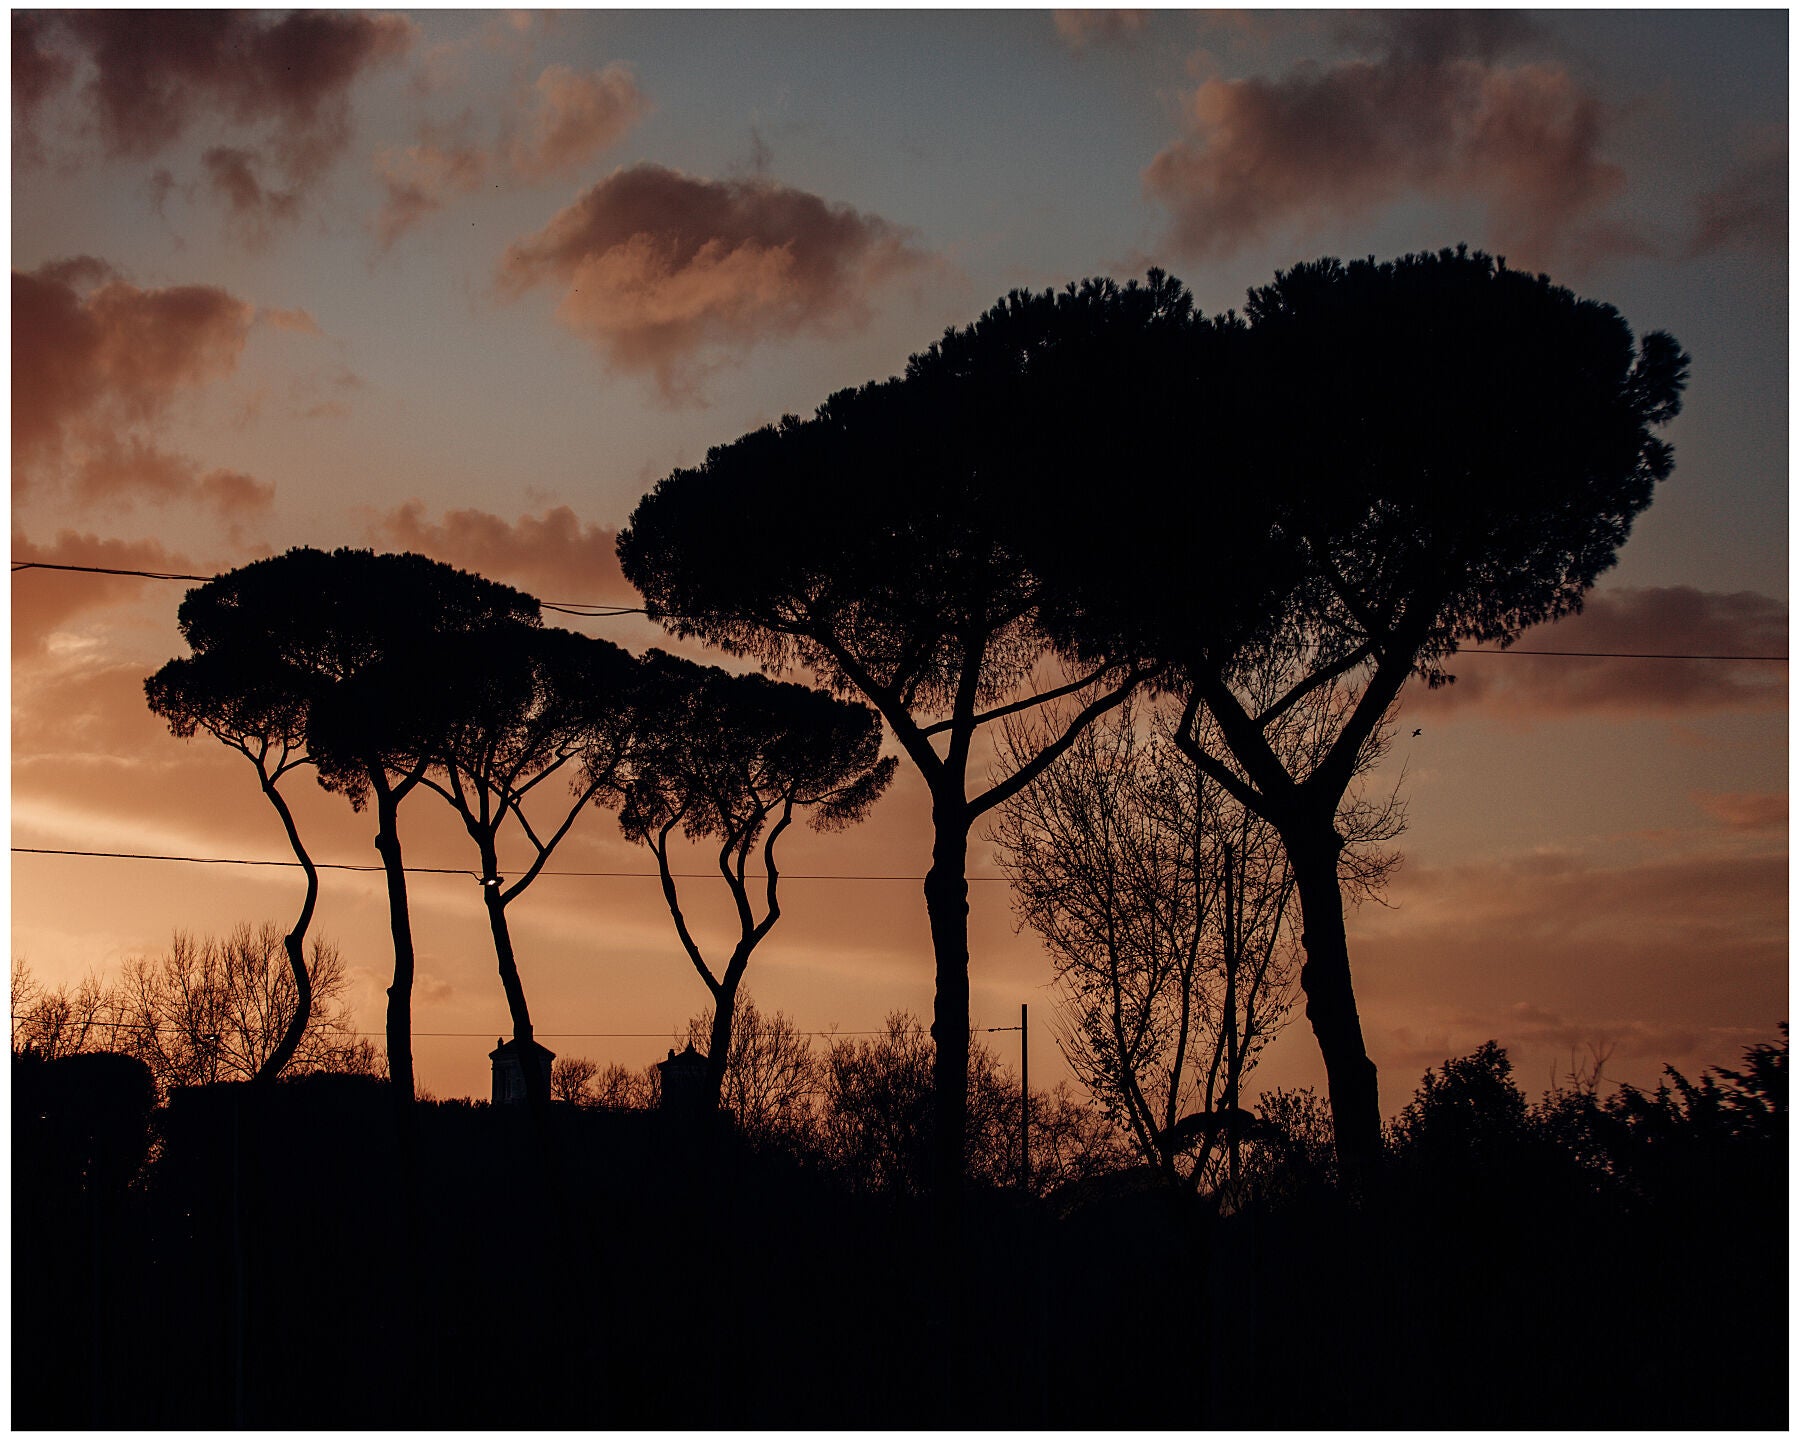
left=11, top=559, right=1787, bottom=662
left=11, top=845, right=1010, bottom=881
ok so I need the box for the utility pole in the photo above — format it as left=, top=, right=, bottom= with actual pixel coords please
left=1020, top=1001, right=1030, bottom=1195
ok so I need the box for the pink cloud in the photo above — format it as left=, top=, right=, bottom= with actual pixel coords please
left=1053, top=11, right=1150, bottom=52
left=373, top=115, right=491, bottom=248
left=508, top=63, right=649, bottom=182
left=1410, top=587, right=1787, bottom=723
left=1145, top=13, right=1626, bottom=266
left=498, top=163, right=925, bottom=397
left=259, top=306, right=321, bottom=336
left=375, top=62, right=647, bottom=247
left=365, top=500, right=636, bottom=605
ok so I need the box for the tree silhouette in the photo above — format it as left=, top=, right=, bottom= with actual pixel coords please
left=147, top=632, right=322, bottom=1082
left=680, top=994, right=821, bottom=1148
left=619, top=650, right=896, bottom=1107
left=173, top=548, right=538, bottom=1102
left=993, top=684, right=1400, bottom=1195
left=1035, top=249, right=1689, bottom=1170
left=343, top=622, right=637, bottom=1113
left=617, top=277, right=1191, bottom=1197
left=108, top=926, right=375, bottom=1091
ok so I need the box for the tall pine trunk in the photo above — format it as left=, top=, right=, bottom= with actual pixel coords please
left=923, top=808, right=972, bottom=1205
left=1284, top=819, right=1381, bottom=1173
left=373, top=779, right=416, bottom=1108
left=705, top=980, right=739, bottom=1108
left=480, top=852, right=551, bottom=1114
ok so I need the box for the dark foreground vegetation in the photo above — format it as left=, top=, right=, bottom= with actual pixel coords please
left=15, top=1030, right=1784, bottom=1429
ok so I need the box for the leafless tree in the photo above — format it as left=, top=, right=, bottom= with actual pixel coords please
left=813, top=1011, right=1111, bottom=1196
left=10, top=960, right=109, bottom=1059
left=683, top=993, right=819, bottom=1147
left=551, top=1055, right=601, bottom=1106
left=107, top=925, right=376, bottom=1092
left=591, top=1061, right=658, bottom=1111
left=994, top=677, right=1401, bottom=1195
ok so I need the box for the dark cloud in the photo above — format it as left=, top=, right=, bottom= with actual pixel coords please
left=12, top=261, right=269, bottom=524
left=17, top=11, right=410, bottom=237
left=1145, top=12, right=1625, bottom=265
left=14, top=262, right=254, bottom=468
left=1686, top=127, right=1787, bottom=261
left=11, top=11, right=75, bottom=160
left=365, top=500, right=636, bottom=605
left=498, top=163, right=925, bottom=397
left=202, top=146, right=302, bottom=248
left=1409, top=587, right=1787, bottom=723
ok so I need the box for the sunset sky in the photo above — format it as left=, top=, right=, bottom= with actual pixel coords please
left=10, top=8, right=1787, bottom=1110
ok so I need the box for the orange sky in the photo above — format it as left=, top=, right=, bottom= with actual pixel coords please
left=10, top=10, right=1787, bottom=1113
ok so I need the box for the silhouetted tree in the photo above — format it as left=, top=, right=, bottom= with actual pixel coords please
left=591, top=1060, right=657, bottom=1110
left=815, top=1011, right=1027, bottom=1196
left=994, top=688, right=1399, bottom=1194
left=10, top=936, right=372, bottom=1089
left=681, top=994, right=820, bottom=1147
left=348, top=622, right=637, bottom=1113
left=620, top=651, right=895, bottom=1107
left=146, top=644, right=320, bottom=1082
left=1537, top=1026, right=1787, bottom=1211
left=551, top=1055, right=600, bottom=1106
left=617, top=277, right=1194, bottom=1195
left=106, top=925, right=375, bottom=1092
left=182, top=548, right=538, bottom=1102
left=10, top=960, right=110, bottom=1059
left=1032, top=249, right=1689, bottom=1170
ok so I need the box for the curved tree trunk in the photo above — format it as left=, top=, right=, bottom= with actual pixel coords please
left=923, top=809, right=972, bottom=1205
left=255, top=777, right=318, bottom=1084
left=372, top=777, right=416, bottom=1107
left=1284, top=819, right=1381, bottom=1174
left=705, top=977, right=739, bottom=1108
left=479, top=838, right=552, bottom=1116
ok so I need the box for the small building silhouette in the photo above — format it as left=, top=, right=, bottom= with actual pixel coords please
left=489, top=1036, right=555, bottom=1106
left=656, top=1042, right=710, bottom=1116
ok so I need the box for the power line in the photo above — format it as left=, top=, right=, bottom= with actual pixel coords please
left=12, top=560, right=1787, bottom=662
left=12, top=558, right=650, bottom=617
left=11, top=845, right=1010, bottom=882
left=11, top=560, right=214, bottom=582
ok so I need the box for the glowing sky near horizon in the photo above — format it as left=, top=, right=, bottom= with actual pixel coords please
left=10, top=9, right=1787, bottom=1110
